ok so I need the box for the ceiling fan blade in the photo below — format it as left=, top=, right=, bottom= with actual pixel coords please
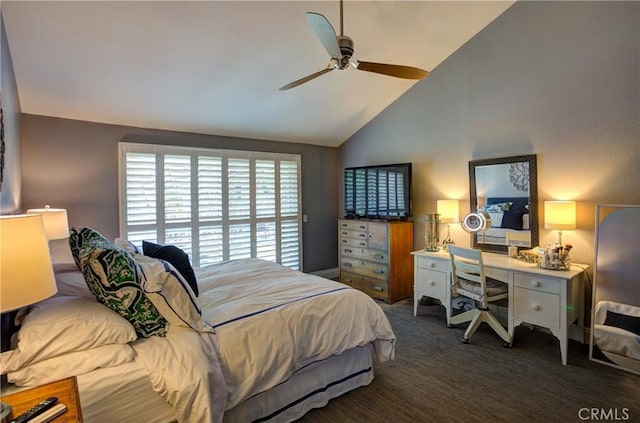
left=279, top=68, right=334, bottom=91
left=306, top=12, right=342, bottom=59
left=357, top=61, right=429, bottom=80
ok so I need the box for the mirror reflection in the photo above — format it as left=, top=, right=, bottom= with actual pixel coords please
left=469, top=155, right=538, bottom=254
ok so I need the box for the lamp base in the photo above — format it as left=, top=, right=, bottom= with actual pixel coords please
left=442, top=238, right=454, bottom=251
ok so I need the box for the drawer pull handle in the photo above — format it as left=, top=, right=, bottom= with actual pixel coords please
left=374, top=269, right=384, bottom=275
left=344, top=249, right=352, bottom=253
left=374, top=254, right=384, bottom=260
left=359, top=234, right=366, bottom=238
left=343, top=262, right=352, bottom=268
left=341, top=239, right=348, bottom=243
left=360, top=242, right=366, bottom=247
left=374, top=285, right=384, bottom=292
left=429, top=280, right=435, bottom=286
left=429, top=262, right=435, bottom=268
left=341, top=223, right=347, bottom=227
left=531, top=281, right=541, bottom=288
left=531, top=304, right=542, bottom=311
left=359, top=225, right=366, bottom=229
left=341, top=231, right=348, bottom=235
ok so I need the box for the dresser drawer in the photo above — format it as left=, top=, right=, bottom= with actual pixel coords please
left=339, top=237, right=368, bottom=248
left=339, top=220, right=369, bottom=231
left=339, top=228, right=368, bottom=241
left=340, top=271, right=389, bottom=300
left=341, top=257, right=389, bottom=280
left=340, top=246, right=388, bottom=264
left=416, top=268, right=447, bottom=301
left=513, top=273, right=561, bottom=295
left=514, top=287, right=560, bottom=328
left=416, top=256, right=448, bottom=272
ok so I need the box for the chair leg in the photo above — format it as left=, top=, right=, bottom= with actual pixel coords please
left=484, top=311, right=512, bottom=345
left=462, top=310, right=483, bottom=343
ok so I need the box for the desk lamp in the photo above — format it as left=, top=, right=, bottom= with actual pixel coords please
left=437, top=199, right=459, bottom=250
left=544, top=201, right=576, bottom=245
left=26, top=205, right=69, bottom=262
left=0, top=215, right=58, bottom=419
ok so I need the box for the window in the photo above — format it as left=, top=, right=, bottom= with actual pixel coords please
left=119, top=143, right=302, bottom=270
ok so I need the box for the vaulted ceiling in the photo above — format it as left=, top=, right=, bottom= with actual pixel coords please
left=2, top=1, right=514, bottom=147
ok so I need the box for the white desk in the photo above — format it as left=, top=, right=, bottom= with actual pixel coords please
left=411, top=249, right=588, bottom=365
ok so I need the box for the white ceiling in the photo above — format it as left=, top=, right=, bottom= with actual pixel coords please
left=2, top=1, right=514, bottom=147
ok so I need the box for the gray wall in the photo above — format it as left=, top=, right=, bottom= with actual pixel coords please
left=339, top=1, right=640, bottom=267
left=1, top=13, right=21, bottom=213
left=21, top=115, right=339, bottom=272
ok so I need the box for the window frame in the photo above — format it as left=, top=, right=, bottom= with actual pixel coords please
left=118, top=142, right=303, bottom=270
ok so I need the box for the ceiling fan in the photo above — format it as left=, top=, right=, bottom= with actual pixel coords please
left=279, top=0, right=430, bottom=91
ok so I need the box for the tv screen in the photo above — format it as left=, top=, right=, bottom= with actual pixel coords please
left=344, top=163, right=412, bottom=220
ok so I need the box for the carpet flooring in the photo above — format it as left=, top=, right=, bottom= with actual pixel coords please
left=299, top=299, right=640, bottom=423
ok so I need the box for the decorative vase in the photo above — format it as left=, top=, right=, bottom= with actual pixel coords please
left=424, top=213, right=441, bottom=252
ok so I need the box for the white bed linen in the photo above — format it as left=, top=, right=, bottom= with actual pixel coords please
left=196, top=258, right=396, bottom=409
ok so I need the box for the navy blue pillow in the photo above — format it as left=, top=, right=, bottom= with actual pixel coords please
left=604, top=310, right=640, bottom=335
left=142, top=241, right=199, bottom=297
left=501, top=210, right=525, bottom=230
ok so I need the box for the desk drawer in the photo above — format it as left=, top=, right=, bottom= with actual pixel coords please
left=514, top=287, right=560, bottom=328
left=416, top=268, right=447, bottom=301
left=340, top=271, right=389, bottom=300
left=339, top=228, right=368, bottom=241
left=513, top=273, right=561, bottom=295
left=417, top=257, right=448, bottom=272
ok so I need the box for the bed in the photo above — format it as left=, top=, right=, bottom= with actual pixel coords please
left=475, top=197, right=531, bottom=246
left=0, top=227, right=396, bottom=422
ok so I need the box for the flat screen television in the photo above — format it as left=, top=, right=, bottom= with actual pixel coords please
left=344, top=163, right=412, bottom=220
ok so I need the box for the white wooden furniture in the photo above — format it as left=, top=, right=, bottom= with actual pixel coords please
left=412, top=249, right=588, bottom=365
left=338, top=219, right=413, bottom=304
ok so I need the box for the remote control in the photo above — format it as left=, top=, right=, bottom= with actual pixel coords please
left=10, top=397, right=58, bottom=423
left=26, top=403, right=67, bottom=423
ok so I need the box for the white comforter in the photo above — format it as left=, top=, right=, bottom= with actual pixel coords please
left=197, top=258, right=396, bottom=409
left=133, top=258, right=396, bottom=421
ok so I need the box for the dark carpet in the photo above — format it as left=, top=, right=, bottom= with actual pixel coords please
left=299, top=299, right=640, bottom=423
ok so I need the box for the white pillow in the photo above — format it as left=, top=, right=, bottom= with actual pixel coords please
left=7, top=344, right=134, bottom=387
left=1, top=296, right=137, bottom=372
left=487, top=211, right=504, bottom=228
left=133, top=254, right=214, bottom=334
left=52, top=262, right=93, bottom=298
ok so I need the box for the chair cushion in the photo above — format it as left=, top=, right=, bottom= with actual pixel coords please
left=458, top=277, right=508, bottom=297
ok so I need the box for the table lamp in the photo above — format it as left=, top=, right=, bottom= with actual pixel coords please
left=544, top=201, right=576, bottom=245
left=437, top=199, right=459, bottom=250
left=1, top=215, right=58, bottom=418
left=26, top=205, right=69, bottom=262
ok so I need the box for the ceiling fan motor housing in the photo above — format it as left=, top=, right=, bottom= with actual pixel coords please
left=338, top=36, right=354, bottom=57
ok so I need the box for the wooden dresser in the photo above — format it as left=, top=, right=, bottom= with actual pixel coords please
left=338, top=219, right=414, bottom=304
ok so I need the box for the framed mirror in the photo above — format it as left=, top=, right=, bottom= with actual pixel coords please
left=468, top=154, right=538, bottom=254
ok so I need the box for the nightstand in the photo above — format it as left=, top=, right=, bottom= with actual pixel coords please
left=1, top=377, right=83, bottom=422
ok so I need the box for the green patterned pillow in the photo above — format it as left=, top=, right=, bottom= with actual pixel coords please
left=70, top=227, right=168, bottom=337
left=69, top=226, right=110, bottom=268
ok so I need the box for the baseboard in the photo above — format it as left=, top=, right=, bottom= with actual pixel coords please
left=309, top=267, right=339, bottom=280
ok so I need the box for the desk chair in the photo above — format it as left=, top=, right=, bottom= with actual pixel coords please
left=447, top=245, right=512, bottom=347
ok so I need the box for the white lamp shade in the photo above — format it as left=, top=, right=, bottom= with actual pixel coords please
left=544, top=201, right=576, bottom=230
left=0, top=214, right=58, bottom=312
left=26, top=206, right=69, bottom=240
left=437, top=200, right=460, bottom=224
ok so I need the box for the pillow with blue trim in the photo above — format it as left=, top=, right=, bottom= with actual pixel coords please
left=69, top=227, right=168, bottom=338
left=133, top=253, right=213, bottom=333
left=142, top=241, right=199, bottom=297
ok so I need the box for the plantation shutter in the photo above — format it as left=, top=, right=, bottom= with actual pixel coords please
left=119, top=143, right=302, bottom=270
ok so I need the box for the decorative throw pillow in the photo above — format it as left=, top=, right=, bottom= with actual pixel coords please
left=604, top=310, right=640, bottom=335
left=114, top=237, right=141, bottom=255
left=69, top=226, right=110, bottom=268
left=480, top=202, right=512, bottom=212
left=501, top=210, right=525, bottom=230
left=142, top=240, right=199, bottom=296
left=134, top=254, right=213, bottom=333
left=75, top=234, right=168, bottom=338
left=0, top=296, right=137, bottom=372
